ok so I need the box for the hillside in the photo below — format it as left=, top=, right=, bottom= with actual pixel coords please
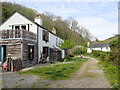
left=103, top=35, right=118, bottom=42
left=1, top=2, right=94, bottom=47
left=88, top=35, right=118, bottom=47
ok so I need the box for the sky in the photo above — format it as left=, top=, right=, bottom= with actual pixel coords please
left=2, top=0, right=119, bottom=40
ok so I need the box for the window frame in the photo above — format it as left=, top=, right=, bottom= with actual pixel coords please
left=42, top=30, right=49, bottom=42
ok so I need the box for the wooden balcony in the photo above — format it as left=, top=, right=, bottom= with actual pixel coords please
left=0, top=29, right=37, bottom=40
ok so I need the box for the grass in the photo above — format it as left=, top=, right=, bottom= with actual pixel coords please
left=98, top=60, right=119, bottom=88
left=19, top=57, right=87, bottom=81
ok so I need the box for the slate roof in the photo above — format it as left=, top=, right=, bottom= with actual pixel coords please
left=89, top=42, right=110, bottom=48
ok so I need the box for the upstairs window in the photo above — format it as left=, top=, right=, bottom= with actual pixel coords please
left=21, top=25, right=26, bottom=30
left=42, top=30, right=49, bottom=42
left=15, top=26, right=20, bottom=29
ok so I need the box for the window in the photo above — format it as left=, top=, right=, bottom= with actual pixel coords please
left=15, top=26, right=20, bottom=29
left=42, top=30, right=49, bottom=42
left=21, top=25, right=26, bottom=30
left=28, top=45, right=34, bottom=61
left=28, top=24, right=29, bottom=31
left=106, top=47, right=108, bottom=49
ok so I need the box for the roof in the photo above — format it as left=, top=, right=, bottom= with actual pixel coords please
left=89, top=42, right=110, bottom=48
left=50, top=48, right=61, bottom=52
left=0, top=10, right=62, bottom=39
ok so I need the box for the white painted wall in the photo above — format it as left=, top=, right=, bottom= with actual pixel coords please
left=87, top=48, right=92, bottom=53
left=87, top=47, right=111, bottom=53
left=101, top=47, right=111, bottom=52
left=37, top=27, right=64, bottom=62
left=0, top=12, right=37, bottom=34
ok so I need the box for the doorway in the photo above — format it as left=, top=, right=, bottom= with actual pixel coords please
left=43, top=47, right=49, bottom=61
left=28, top=45, right=34, bottom=61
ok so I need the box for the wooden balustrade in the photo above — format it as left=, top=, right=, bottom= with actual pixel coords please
left=0, top=29, right=37, bottom=40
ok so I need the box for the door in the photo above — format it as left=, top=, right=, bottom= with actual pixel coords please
left=43, top=47, right=49, bottom=62
left=28, top=45, right=34, bottom=61
left=0, top=45, right=6, bottom=65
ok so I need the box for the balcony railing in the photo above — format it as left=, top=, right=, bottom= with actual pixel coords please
left=0, top=29, right=37, bottom=40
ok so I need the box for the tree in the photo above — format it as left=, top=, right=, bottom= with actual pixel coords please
left=59, top=40, right=76, bottom=49
left=2, top=2, right=37, bottom=23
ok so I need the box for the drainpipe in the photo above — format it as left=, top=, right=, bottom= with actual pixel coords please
left=37, top=26, right=39, bottom=64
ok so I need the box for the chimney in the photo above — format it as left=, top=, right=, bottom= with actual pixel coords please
left=34, top=15, right=42, bottom=26
left=52, top=27, right=56, bottom=34
left=87, top=42, right=90, bottom=47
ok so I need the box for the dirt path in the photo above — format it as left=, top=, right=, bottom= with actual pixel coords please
left=48, top=57, right=111, bottom=88
left=1, top=57, right=111, bottom=88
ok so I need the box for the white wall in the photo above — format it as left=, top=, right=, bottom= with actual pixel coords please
left=0, top=12, right=37, bottom=34
left=87, top=48, right=92, bottom=53
left=101, top=47, right=111, bottom=52
left=87, top=47, right=111, bottom=53
left=38, top=26, right=64, bottom=62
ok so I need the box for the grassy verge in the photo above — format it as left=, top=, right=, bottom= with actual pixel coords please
left=98, top=59, right=118, bottom=88
left=19, top=57, right=87, bottom=81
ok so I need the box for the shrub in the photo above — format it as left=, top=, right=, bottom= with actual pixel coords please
left=91, top=50, right=110, bottom=63
left=71, top=46, right=87, bottom=55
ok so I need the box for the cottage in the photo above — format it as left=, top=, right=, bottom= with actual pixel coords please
left=87, top=42, right=111, bottom=53
left=0, top=11, right=65, bottom=68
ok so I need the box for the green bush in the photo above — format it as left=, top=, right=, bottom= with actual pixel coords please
left=71, top=46, right=87, bottom=55
left=91, top=50, right=110, bottom=63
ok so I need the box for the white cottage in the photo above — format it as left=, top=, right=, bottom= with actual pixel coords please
left=87, top=42, right=111, bottom=53
left=0, top=11, right=65, bottom=68
left=34, top=15, right=65, bottom=63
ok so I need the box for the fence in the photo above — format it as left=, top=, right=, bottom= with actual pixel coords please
left=0, top=29, right=37, bottom=40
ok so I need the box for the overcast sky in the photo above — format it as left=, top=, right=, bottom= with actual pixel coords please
left=2, top=0, right=119, bottom=40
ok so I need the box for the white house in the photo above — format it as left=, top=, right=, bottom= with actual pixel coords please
left=87, top=42, right=111, bottom=53
left=0, top=11, right=65, bottom=67
left=34, top=15, right=65, bottom=62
